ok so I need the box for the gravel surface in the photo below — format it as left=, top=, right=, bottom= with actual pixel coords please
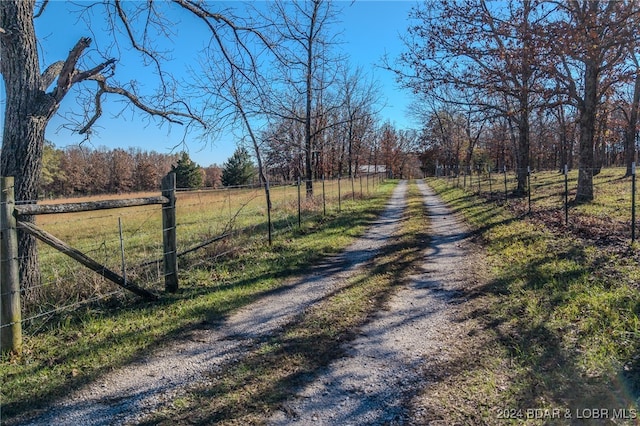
left=268, top=179, right=472, bottom=425
left=7, top=181, right=409, bottom=426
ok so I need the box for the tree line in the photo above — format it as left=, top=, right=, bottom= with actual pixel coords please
left=394, top=0, right=640, bottom=202
left=35, top=123, right=420, bottom=199
left=0, top=0, right=451, bottom=290
left=35, top=144, right=278, bottom=198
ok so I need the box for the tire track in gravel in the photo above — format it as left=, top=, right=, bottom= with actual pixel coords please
left=7, top=181, right=408, bottom=426
left=268, top=179, right=472, bottom=425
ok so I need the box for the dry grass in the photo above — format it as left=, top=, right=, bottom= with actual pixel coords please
left=24, top=177, right=382, bottom=328
left=419, top=175, right=640, bottom=425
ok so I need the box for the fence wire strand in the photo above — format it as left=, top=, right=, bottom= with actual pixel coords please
left=1, top=174, right=385, bottom=339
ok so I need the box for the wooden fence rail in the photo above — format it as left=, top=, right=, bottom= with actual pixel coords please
left=0, top=171, right=386, bottom=354
left=0, top=174, right=177, bottom=354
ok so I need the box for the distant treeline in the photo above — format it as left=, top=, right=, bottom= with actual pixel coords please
left=39, top=143, right=223, bottom=199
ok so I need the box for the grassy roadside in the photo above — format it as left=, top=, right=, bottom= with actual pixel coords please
left=0, top=181, right=397, bottom=420
left=419, top=178, right=640, bottom=425
left=140, top=182, right=430, bottom=425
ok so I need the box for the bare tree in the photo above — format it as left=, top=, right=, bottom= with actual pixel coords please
left=617, top=54, right=640, bottom=177
left=545, top=0, right=640, bottom=202
left=395, top=0, right=549, bottom=194
left=336, top=67, right=382, bottom=179
left=0, top=0, right=271, bottom=289
left=264, top=0, right=343, bottom=196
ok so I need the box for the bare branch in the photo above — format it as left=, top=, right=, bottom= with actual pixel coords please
left=78, top=88, right=105, bottom=134
left=52, top=37, right=92, bottom=101
left=34, top=0, right=50, bottom=18
left=113, top=0, right=166, bottom=89
left=71, top=58, right=116, bottom=84
left=79, top=75, right=207, bottom=133
left=40, top=61, right=64, bottom=91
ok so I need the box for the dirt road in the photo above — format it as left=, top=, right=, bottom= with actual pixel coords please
left=9, top=180, right=479, bottom=425
left=268, top=180, right=473, bottom=425
left=9, top=182, right=409, bottom=426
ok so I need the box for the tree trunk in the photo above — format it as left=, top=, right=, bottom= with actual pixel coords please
left=557, top=105, right=569, bottom=173
left=304, top=19, right=314, bottom=197
left=515, top=113, right=530, bottom=195
left=625, top=70, right=640, bottom=177
left=1, top=0, right=50, bottom=291
left=575, top=62, right=598, bottom=203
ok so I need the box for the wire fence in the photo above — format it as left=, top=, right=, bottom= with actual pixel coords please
left=1, top=173, right=385, bottom=346
left=437, top=165, right=638, bottom=245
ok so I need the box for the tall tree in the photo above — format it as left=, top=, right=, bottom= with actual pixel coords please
left=172, top=152, right=203, bottom=189
left=337, top=66, right=381, bottom=179
left=545, top=0, right=640, bottom=201
left=618, top=55, right=640, bottom=176
left=0, top=0, right=265, bottom=288
left=265, top=0, right=342, bottom=196
left=396, top=0, right=548, bottom=194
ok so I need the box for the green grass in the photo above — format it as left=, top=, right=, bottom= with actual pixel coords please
left=26, top=177, right=381, bottom=322
left=141, top=181, right=430, bottom=425
left=461, top=166, right=636, bottom=238
left=0, top=179, right=396, bottom=419
left=425, top=175, right=640, bottom=423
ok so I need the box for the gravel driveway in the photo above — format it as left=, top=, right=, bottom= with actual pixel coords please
left=7, top=181, right=410, bottom=426
left=268, top=179, right=472, bottom=425
left=7, top=180, right=478, bottom=425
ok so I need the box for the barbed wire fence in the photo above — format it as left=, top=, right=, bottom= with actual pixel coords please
left=435, top=164, right=637, bottom=245
left=0, top=172, right=385, bottom=354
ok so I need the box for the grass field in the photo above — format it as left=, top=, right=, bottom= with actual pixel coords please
left=0, top=177, right=393, bottom=419
left=26, top=176, right=380, bottom=322
left=424, top=170, right=640, bottom=423
left=6, top=169, right=640, bottom=423
left=455, top=166, right=636, bottom=240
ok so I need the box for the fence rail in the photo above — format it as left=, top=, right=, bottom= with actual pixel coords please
left=0, top=172, right=385, bottom=354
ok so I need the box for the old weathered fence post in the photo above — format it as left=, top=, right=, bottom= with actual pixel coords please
left=633, top=162, right=637, bottom=243
left=1, top=177, right=22, bottom=354
left=297, top=177, right=302, bottom=228
left=162, top=173, right=178, bottom=292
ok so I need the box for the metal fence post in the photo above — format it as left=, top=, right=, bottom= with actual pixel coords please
left=564, top=164, right=569, bottom=226
left=297, top=177, right=301, bottom=228
left=633, top=162, right=637, bottom=243
left=527, top=166, right=532, bottom=215
left=322, top=175, right=326, bottom=216
left=162, top=173, right=178, bottom=292
left=504, top=165, right=508, bottom=203
left=1, top=177, right=22, bottom=354
left=338, top=175, right=342, bottom=213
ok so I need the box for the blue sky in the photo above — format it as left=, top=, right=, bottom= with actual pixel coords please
left=1, top=1, right=419, bottom=167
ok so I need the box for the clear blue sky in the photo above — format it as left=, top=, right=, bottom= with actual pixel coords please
left=0, top=1, right=418, bottom=167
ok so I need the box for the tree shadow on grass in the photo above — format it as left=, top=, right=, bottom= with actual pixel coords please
left=135, top=217, right=429, bottom=425
left=415, top=239, right=640, bottom=425
left=0, top=197, right=394, bottom=421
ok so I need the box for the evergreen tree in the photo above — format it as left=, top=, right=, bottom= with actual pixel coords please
left=222, top=147, right=256, bottom=186
left=172, top=152, right=203, bottom=189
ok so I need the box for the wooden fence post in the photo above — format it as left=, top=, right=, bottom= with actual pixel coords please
left=1, top=177, right=22, bottom=354
left=162, top=173, right=178, bottom=292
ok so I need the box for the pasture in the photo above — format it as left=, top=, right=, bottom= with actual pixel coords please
left=28, top=176, right=379, bottom=325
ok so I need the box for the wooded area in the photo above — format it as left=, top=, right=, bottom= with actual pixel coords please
left=394, top=1, right=640, bottom=202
